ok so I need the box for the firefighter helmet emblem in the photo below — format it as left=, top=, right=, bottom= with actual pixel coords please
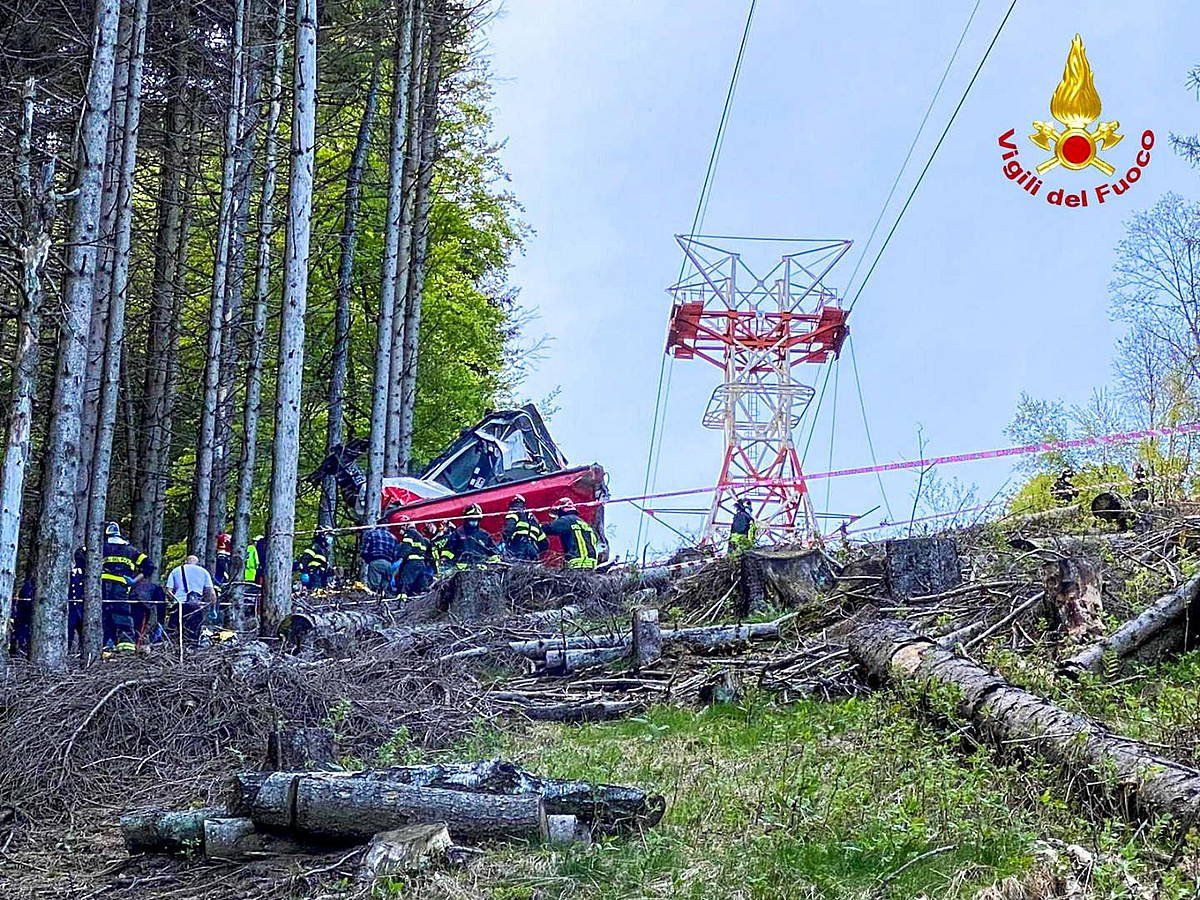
left=1029, top=34, right=1123, bottom=176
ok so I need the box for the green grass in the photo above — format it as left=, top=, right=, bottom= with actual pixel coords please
left=370, top=690, right=1199, bottom=899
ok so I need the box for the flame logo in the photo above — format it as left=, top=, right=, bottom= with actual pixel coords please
left=1029, top=35, right=1122, bottom=176
left=1050, top=35, right=1102, bottom=128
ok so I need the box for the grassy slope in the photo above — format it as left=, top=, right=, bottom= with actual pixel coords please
left=370, top=663, right=1200, bottom=900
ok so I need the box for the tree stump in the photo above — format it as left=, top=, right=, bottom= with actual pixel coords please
left=1043, top=558, right=1104, bottom=641
left=631, top=607, right=662, bottom=670
left=267, top=726, right=336, bottom=771
left=883, top=537, right=961, bottom=600
left=358, top=824, right=453, bottom=879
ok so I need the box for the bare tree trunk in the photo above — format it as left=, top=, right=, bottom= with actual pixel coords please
left=396, top=1, right=447, bottom=473
left=384, top=0, right=425, bottom=476
left=262, top=0, right=317, bottom=634
left=77, top=1, right=133, bottom=545
left=320, top=53, right=382, bottom=536
left=193, top=0, right=246, bottom=565
left=131, top=29, right=192, bottom=556
left=230, top=0, right=286, bottom=626
left=209, top=26, right=267, bottom=561
left=84, top=0, right=148, bottom=659
left=31, top=0, right=122, bottom=671
left=365, top=0, right=415, bottom=529
left=0, top=81, right=57, bottom=668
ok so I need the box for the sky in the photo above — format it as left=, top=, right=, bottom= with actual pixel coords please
left=481, top=0, right=1200, bottom=558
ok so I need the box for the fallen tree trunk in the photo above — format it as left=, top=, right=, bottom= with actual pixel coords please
left=1060, top=575, right=1200, bottom=677
left=235, top=771, right=546, bottom=841
left=493, top=695, right=645, bottom=723
left=662, top=615, right=794, bottom=650
left=850, top=617, right=1200, bottom=828
left=231, top=761, right=664, bottom=834
left=122, top=806, right=226, bottom=855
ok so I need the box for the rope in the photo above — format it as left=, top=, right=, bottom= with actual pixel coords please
left=846, top=0, right=1019, bottom=314
left=848, top=335, right=894, bottom=521
left=842, top=0, right=983, bottom=297
left=636, top=0, right=758, bottom=550
left=293, top=419, right=1200, bottom=540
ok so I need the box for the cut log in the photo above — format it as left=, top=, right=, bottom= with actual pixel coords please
left=631, top=607, right=662, bottom=669
left=358, top=824, right=453, bottom=879
left=1060, top=576, right=1200, bottom=677
left=121, top=806, right=225, bottom=856
left=500, top=697, right=644, bottom=723
left=662, top=615, right=794, bottom=650
left=850, top=617, right=1200, bottom=827
left=230, top=761, right=665, bottom=834
left=884, top=537, right=961, bottom=600
left=237, top=771, right=546, bottom=842
left=1043, top=558, right=1104, bottom=640
left=544, top=645, right=628, bottom=673
left=277, top=610, right=389, bottom=654
left=267, top=726, right=336, bottom=771
left=203, top=817, right=307, bottom=861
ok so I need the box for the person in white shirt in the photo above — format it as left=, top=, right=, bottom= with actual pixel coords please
left=165, top=556, right=218, bottom=643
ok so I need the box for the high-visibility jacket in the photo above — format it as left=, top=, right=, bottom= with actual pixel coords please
left=431, top=533, right=455, bottom=569
left=543, top=513, right=599, bottom=569
left=244, top=543, right=260, bottom=582
left=102, top=537, right=152, bottom=586
left=400, top=527, right=432, bottom=565
left=297, top=547, right=329, bottom=575
left=504, top=509, right=547, bottom=558
left=729, top=509, right=757, bottom=553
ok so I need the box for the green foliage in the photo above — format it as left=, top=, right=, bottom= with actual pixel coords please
left=1008, top=463, right=1130, bottom=516
left=392, top=693, right=1195, bottom=899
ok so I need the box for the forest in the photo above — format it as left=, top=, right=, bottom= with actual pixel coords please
left=0, top=0, right=524, bottom=668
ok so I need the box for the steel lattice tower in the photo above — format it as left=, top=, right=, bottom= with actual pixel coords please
left=665, top=235, right=852, bottom=544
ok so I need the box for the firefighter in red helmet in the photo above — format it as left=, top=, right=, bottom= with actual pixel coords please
left=543, top=497, right=599, bottom=570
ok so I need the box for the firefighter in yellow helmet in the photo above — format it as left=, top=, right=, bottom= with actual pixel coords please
left=543, top=498, right=599, bottom=570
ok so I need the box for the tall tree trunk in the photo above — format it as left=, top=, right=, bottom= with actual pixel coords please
left=209, top=26, right=267, bottom=560
left=321, top=52, right=382, bottom=535
left=0, top=80, right=57, bottom=668
left=192, top=0, right=246, bottom=566
left=131, top=28, right=192, bottom=556
left=31, top=0, right=122, bottom=671
left=384, top=0, right=425, bottom=476
left=396, top=1, right=447, bottom=473
left=263, top=0, right=317, bottom=634
left=77, top=0, right=133, bottom=545
left=364, top=0, right=415, bottom=529
left=84, top=0, right=148, bottom=659
left=231, top=0, right=286, bottom=626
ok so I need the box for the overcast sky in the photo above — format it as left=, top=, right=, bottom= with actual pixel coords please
left=482, top=0, right=1200, bottom=557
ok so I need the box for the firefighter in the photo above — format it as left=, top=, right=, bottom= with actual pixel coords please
left=395, top=516, right=434, bottom=596
left=1051, top=467, right=1079, bottom=505
left=296, top=535, right=330, bottom=590
left=426, top=520, right=455, bottom=574
left=101, top=522, right=154, bottom=652
left=729, top=499, right=757, bottom=555
left=503, top=494, right=547, bottom=562
left=446, top=504, right=499, bottom=566
left=1131, top=462, right=1150, bottom=503
left=214, top=528, right=232, bottom=584
left=543, top=498, right=599, bottom=570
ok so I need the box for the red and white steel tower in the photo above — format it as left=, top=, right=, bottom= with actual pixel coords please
left=665, top=235, right=851, bottom=544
